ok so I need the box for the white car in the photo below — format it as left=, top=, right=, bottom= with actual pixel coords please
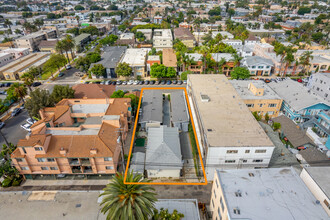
left=122, top=81, right=127, bottom=85
left=21, top=123, right=32, bottom=132
left=26, top=118, right=37, bottom=125
left=127, top=80, right=134, bottom=85
left=133, top=80, right=139, bottom=85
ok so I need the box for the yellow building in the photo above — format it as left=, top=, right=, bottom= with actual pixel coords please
left=230, top=80, right=283, bottom=118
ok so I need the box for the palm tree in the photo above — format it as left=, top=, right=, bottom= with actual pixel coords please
left=56, top=40, right=70, bottom=63
left=299, top=51, right=313, bottom=75
left=63, top=35, right=75, bottom=60
left=4, top=19, right=12, bottom=29
left=11, top=83, right=27, bottom=104
left=198, top=45, right=209, bottom=74
left=99, top=171, right=157, bottom=220
left=75, top=15, right=80, bottom=29
left=34, top=19, right=44, bottom=29
left=21, top=72, right=34, bottom=92
left=232, top=53, right=243, bottom=66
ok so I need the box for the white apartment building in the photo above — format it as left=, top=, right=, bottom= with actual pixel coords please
left=222, top=39, right=243, bottom=46
left=241, top=56, right=274, bottom=76
left=153, top=29, right=173, bottom=50
left=0, top=48, right=30, bottom=59
left=210, top=168, right=329, bottom=220
left=300, top=167, right=330, bottom=216
left=0, top=53, right=14, bottom=67
left=187, top=75, right=275, bottom=180
left=307, top=72, right=330, bottom=103
left=120, top=48, right=148, bottom=77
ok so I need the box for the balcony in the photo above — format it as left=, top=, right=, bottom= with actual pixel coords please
left=80, top=158, right=91, bottom=166
left=83, top=166, right=93, bottom=173
left=69, top=158, right=80, bottom=165
left=72, top=166, right=82, bottom=173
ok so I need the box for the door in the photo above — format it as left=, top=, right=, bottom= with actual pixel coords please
left=257, top=71, right=263, bottom=76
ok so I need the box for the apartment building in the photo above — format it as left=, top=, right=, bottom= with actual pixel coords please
left=269, top=78, right=330, bottom=122
left=11, top=98, right=132, bottom=179
left=136, top=29, right=152, bottom=41
left=241, top=56, right=274, bottom=76
left=120, top=48, right=148, bottom=77
left=230, top=80, right=282, bottom=118
left=153, top=29, right=173, bottom=50
left=0, top=53, right=14, bottom=68
left=173, top=27, right=195, bottom=48
left=162, top=48, right=177, bottom=68
left=211, top=53, right=236, bottom=76
left=307, top=73, right=330, bottom=103
left=187, top=75, right=275, bottom=180
left=210, top=168, right=329, bottom=220
left=15, top=28, right=58, bottom=51
left=0, top=48, right=30, bottom=59
left=0, top=52, right=50, bottom=80
left=185, top=53, right=203, bottom=74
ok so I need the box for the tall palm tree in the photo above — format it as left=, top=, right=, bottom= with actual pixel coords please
left=99, top=171, right=157, bottom=220
left=11, top=83, right=27, bottom=104
left=299, top=51, right=313, bottom=75
left=198, top=45, right=209, bottom=74
left=75, top=15, right=80, bottom=29
left=63, top=35, right=75, bottom=60
left=21, top=72, right=34, bottom=92
left=56, top=40, right=70, bottom=62
left=4, top=19, right=12, bottom=29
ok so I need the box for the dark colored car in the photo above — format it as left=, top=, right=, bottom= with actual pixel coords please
left=116, top=81, right=122, bottom=85
left=94, top=81, right=101, bottom=84
left=58, top=72, right=65, bottom=77
left=150, top=80, right=155, bottom=85
left=172, top=80, right=177, bottom=84
left=0, top=83, right=4, bottom=87
left=84, top=81, right=90, bottom=84
left=11, top=108, right=21, bottom=117
left=177, top=80, right=183, bottom=85
left=111, top=81, right=117, bottom=85
left=32, top=82, right=42, bottom=87
left=138, top=81, right=144, bottom=85
left=4, top=83, right=12, bottom=87
left=66, top=65, right=72, bottom=70
left=166, top=80, right=172, bottom=85
left=160, top=80, right=166, bottom=85
left=144, top=80, right=150, bottom=85
left=156, top=81, right=161, bottom=85
left=0, top=121, right=5, bottom=129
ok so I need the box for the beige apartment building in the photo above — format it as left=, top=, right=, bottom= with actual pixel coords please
left=230, top=80, right=283, bottom=118
left=15, top=27, right=58, bottom=52
left=120, top=48, right=148, bottom=77
left=11, top=98, right=132, bottom=179
left=173, top=27, right=195, bottom=48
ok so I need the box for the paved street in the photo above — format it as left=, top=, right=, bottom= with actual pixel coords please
left=117, top=84, right=185, bottom=92
left=0, top=109, right=29, bottom=149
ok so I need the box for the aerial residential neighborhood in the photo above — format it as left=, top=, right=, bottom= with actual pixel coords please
left=0, top=0, right=329, bottom=219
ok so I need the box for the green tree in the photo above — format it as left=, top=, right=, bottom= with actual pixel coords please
left=33, top=19, right=44, bottom=29
left=99, top=171, right=157, bottom=220
left=153, top=208, right=184, bottom=220
left=110, top=90, right=125, bottom=98
left=297, top=7, right=311, bottom=15
left=63, top=35, right=76, bottom=61
left=273, top=122, right=281, bottom=131
left=25, top=89, right=55, bottom=118
left=88, top=52, right=101, bottom=63
left=51, top=85, right=75, bottom=103
left=116, top=62, right=132, bottom=77
left=76, top=56, right=90, bottom=72
left=90, top=64, right=105, bottom=77
left=66, top=27, right=79, bottom=36
left=43, top=54, right=67, bottom=78
left=299, top=51, right=313, bottom=74
left=4, top=19, right=12, bottom=29
left=311, top=32, right=324, bottom=42
left=180, top=71, right=191, bottom=80
left=7, top=83, right=27, bottom=104
left=252, top=111, right=261, bottom=121
left=74, top=5, right=85, bottom=10
left=228, top=8, right=235, bottom=18
left=135, top=31, right=145, bottom=42
left=231, top=67, right=250, bottom=80
left=99, top=34, right=118, bottom=46
left=265, top=113, right=270, bottom=121
left=79, top=26, right=99, bottom=36
left=21, top=71, right=35, bottom=92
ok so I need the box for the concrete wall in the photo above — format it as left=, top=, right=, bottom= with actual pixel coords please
left=210, top=171, right=229, bottom=220
left=147, top=169, right=181, bottom=178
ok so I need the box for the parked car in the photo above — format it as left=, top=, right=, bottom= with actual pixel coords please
left=127, top=80, right=134, bottom=85
left=156, top=81, right=161, bottom=85
left=166, top=80, right=172, bottom=85
left=122, top=81, right=127, bottom=85
left=145, top=80, right=150, bottom=85
left=93, top=81, right=101, bottom=84
left=11, top=108, right=21, bottom=117
left=133, top=80, right=139, bottom=85
left=0, top=83, right=5, bottom=87
left=177, top=80, right=183, bottom=85
left=20, top=104, right=25, bottom=110
left=183, top=80, right=187, bottom=84
left=84, top=81, right=90, bottom=84
left=297, top=79, right=303, bottom=83
left=100, top=81, right=105, bottom=85
left=0, top=122, right=5, bottom=129
left=20, top=123, right=31, bottom=132
left=111, top=81, right=117, bottom=85
left=264, top=79, right=271, bottom=83
left=32, top=82, right=42, bottom=87
left=66, top=65, right=72, bottom=70
left=138, top=81, right=144, bottom=85
left=4, top=83, right=12, bottom=87
left=150, top=80, right=155, bottom=85
left=116, top=81, right=122, bottom=85
left=58, top=72, right=65, bottom=77
left=161, top=80, right=166, bottom=85
left=172, top=80, right=177, bottom=84
left=26, top=118, right=37, bottom=125
left=105, top=80, right=111, bottom=85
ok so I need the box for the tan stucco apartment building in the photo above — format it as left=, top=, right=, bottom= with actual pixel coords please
left=230, top=80, right=283, bottom=118
left=11, top=98, right=132, bottom=179
left=187, top=75, right=275, bottom=180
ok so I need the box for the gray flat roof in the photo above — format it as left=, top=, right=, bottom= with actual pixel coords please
left=130, top=152, right=145, bottom=174
left=216, top=167, right=329, bottom=220
left=188, top=75, right=274, bottom=148
left=230, top=80, right=281, bottom=100
left=139, top=90, right=163, bottom=124
left=71, top=104, right=109, bottom=114
left=170, top=91, right=189, bottom=123
left=155, top=199, right=200, bottom=220
left=304, top=166, right=330, bottom=199
left=268, top=78, right=329, bottom=111
left=91, top=46, right=126, bottom=69
left=145, top=126, right=182, bottom=170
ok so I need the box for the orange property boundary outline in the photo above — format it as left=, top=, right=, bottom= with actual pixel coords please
left=124, top=87, right=208, bottom=185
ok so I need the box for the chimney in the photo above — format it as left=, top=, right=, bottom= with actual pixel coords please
left=90, top=148, right=97, bottom=155
left=60, top=148, right=67, bottom=156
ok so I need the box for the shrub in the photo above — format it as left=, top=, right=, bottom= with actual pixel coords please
left=12, top=178, right=22, bottom=186
left=273, top=122, right=281, bottom=131
left=1, top=178, right=12, bottom=187
left=252, top=111, right=261, bottom=121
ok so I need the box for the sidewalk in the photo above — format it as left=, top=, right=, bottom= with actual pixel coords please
left=22, top=179, right=111, bottom=187
left=0, top=102, right=22, bottom=122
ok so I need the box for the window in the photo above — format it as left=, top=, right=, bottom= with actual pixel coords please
left=22, top=147, right=27, bottom=154
left=220, top=197, right=224, bottom=212
left=50, top=167, right=58, bottom=170
left=16, top=158, right=24, bottom=162
left=266, top=66, right=270, bottom=68
left=41, top=167, right=49, bottom=170
left=34, top=147, right=43, bottom=151
left=212, top=199, right=215, bottom=208
left=106, top=166, right=114, bottom=170
left=246, top=104, right=254, bottom=107
left=104, top=157, right=113, bottom=161
left=47, top=158, right=55, bottom=162
left=214, top=189, right=217, bottom=198
left=258, top=66, right=263, bottom=69
left=251, top=71, right=255, bottom=74
left=253, top=159, right=263, bottom=163
left=324, top=199, right=330, bottom=209
left=233, top=208, right=240, bottom=215
left=243, top=160, right=247, bottom=163
left=268, top=103, right=276, bottom=107
left=215, top=179, right=219, bottom=188
left=259, top=104, right=263, bottom=107
left=255, top=149, right=266, bottom=153
left=226, top=150, right=238, bottom=154
left=37, top=158, right=46, bottom=162
left=245, top=150, right=250, bottom=153
left=21, top=167, right=29, bottom=170
left=225, top=160, right=236, bottom=163
left=252, top=66, right=256, bottom=69
left=218, top=207, right=221, bottom=219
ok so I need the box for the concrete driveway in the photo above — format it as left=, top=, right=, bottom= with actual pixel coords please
left=180, top=132, right=193, bottom=160
left=163, top=95, right=170, bottom=127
